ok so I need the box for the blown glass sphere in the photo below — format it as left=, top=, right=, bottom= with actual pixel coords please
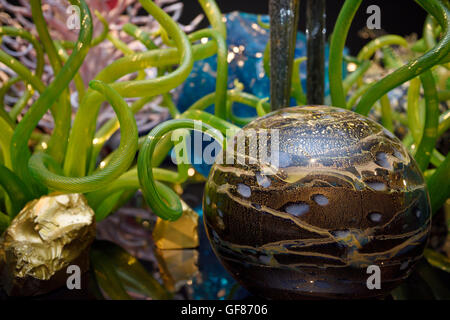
left=203, top=106, right=431, bottom=299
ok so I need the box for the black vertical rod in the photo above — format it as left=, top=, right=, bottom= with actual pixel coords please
left=269, top=0, right=300, bottom=111
left=306, top=0, right=326, bottom=105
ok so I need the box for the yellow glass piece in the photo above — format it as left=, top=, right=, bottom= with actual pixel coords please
left=153, top=200, right=199, bottom=250
left=155, top=248, right=199, bottom=292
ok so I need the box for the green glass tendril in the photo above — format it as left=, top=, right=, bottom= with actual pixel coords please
left=10, top=0, right=93, bottom=196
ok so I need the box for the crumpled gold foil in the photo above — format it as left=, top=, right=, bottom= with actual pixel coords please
left=153, top=200, right=199, bottom=250
left=0, top=193, right=96, bottom=296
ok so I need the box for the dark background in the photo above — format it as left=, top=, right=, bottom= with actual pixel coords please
left=179, top=0, right=427, bottom=55
left=5, top=0, right=427, bottom=55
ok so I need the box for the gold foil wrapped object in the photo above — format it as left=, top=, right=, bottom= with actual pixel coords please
left=0, top=193, right=96, bottom=296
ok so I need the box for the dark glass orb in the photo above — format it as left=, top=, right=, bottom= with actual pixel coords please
left=203, top=106, right=431, bottom=299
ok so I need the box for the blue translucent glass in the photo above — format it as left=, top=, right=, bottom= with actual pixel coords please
left=191, top=206, right=250, bottom=300
left=173, top=11, right=346, bottom=177
left=174, top=11, right=339, bottom=115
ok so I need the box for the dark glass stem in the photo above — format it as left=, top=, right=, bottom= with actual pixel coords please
left=269, top=0, right=300, bottom=111
left=306, top=0, right=326, bottom=105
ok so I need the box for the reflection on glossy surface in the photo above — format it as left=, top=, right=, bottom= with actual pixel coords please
left=203, top=106, right=431, bottom=299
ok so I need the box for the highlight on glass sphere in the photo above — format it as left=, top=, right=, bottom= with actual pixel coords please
left=203, top=106, right=431, bottom=299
